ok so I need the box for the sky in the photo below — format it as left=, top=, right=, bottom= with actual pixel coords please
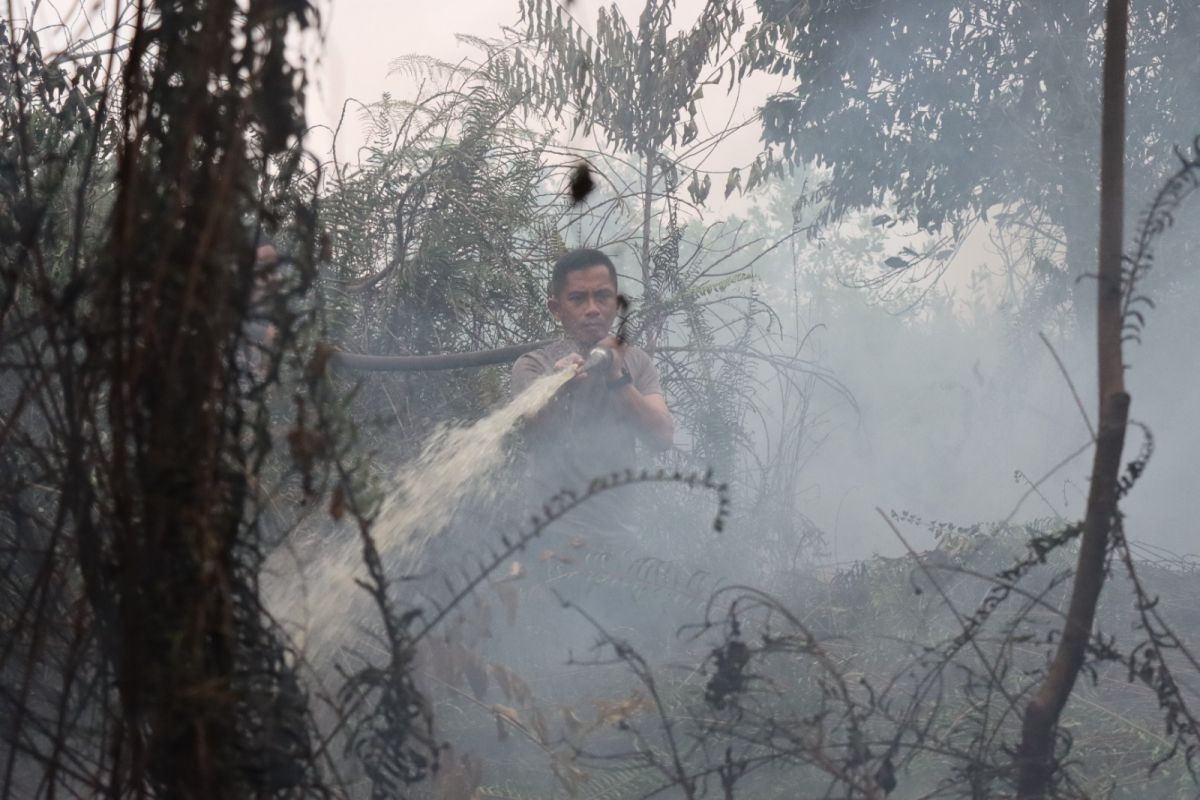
left=307, top=0, right=780, bottom=174
left=307, top=0, right=518, bottom=155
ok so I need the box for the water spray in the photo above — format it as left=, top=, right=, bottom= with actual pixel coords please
left=264, top=367, right=576, bottom=666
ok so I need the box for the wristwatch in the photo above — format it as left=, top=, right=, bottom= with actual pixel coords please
left=607, top=366, right=633, bottom=390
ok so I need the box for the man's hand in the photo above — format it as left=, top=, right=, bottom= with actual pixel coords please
left=553, top=353, right=585, bottom=373
left=595, top=334, right=626, bottom=381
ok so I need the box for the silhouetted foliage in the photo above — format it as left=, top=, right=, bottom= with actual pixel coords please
left=746, top=0, right=1200, bottom=316
left=0, top=3, right=425, bottom=796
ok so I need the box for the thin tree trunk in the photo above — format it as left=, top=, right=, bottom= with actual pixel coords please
left=1015, top=0, right=1130, bottom=796
left=641, top=151, right=660, bottom=353
left=641, top=151, right=655, bottom=292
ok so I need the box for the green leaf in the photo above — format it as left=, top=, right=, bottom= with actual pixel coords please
left=681, top=119, right=698, bottom=145
left=724, top=167, right=741, bottom=199
left=745, top=158, right=763, bottom=192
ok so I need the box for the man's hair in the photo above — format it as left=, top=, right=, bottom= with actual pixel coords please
left=549, top=248, right=618, bottom=298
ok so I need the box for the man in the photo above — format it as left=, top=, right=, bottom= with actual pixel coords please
left=511, top=248, right=673, bottom=538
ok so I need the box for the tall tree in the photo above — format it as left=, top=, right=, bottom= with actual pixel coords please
left=1015, top=0, right=1130, bottom=793
left=745, top=0, right=1200, bottom=318
left=0, top=2, right=370, bottom=796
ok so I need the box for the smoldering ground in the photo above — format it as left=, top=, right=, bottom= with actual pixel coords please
left=6, top=0, right=1200, bottom=798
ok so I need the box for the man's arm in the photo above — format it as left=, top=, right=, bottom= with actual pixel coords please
left=611, top=383, right=673, bottom=452
left=510, top=352, right=545, bottom=396
left=598, top=336, right=673, bottom=452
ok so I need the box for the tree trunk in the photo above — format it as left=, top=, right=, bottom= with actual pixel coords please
left=1015, top=0, right=1130, bottom=796
left=641, top=150, right=661, bottom=353
left=641, top=151, right=655, bottom=291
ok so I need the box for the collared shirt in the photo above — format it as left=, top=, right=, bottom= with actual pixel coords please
left=510, top=338, right=663, bottom=537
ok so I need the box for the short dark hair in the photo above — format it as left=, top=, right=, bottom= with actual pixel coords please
left=549, top=248, right=618, bottom=298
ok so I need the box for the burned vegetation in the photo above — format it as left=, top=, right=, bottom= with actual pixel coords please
left=3, top=1, right=1200, bottom=799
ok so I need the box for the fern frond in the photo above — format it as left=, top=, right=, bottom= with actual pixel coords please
left=388, top=53, right=466, bottom=83
left=1122, top=134, right=1200, bottom=341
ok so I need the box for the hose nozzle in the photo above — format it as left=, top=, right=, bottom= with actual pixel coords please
left=580, top=346, right=613, bottom=373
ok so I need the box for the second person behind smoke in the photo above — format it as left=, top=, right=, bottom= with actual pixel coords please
left=511, top=248, right=673, bottom=542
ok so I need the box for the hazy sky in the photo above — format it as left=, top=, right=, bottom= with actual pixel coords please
left=309, top=0, right=779, bottom=172
left=310, top=0, right=517, bottom=149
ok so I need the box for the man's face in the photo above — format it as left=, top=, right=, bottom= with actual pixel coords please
left=549, top=264, right=618, bottom=347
